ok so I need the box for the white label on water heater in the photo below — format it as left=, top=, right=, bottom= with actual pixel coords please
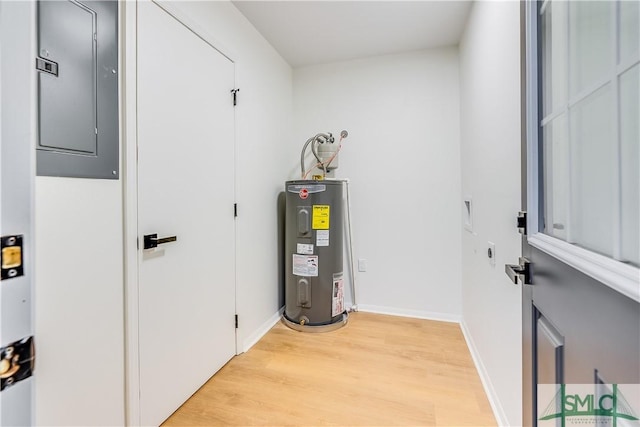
left=296, top=243, right=314, bottom=255
left=293, top=254, right=318, bottom=277
left=316, top=230, right=330, bottom=247
left=332, top=277, right=344, bottom=317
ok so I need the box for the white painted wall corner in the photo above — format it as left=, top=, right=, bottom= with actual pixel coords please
left=460, top=320, right=509, bottom=427
left=242, top=306, right=285, bottom=353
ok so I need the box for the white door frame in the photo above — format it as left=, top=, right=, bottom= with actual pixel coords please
left=122, top=1, right=238, bottom=424
left=0, top=2, right=36, bottom=424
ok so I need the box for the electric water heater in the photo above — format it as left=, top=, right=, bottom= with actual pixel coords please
left=283, top=180, right=346, bottom=331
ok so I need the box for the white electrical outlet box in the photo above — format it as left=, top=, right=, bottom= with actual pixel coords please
left=358, top=258, right=367, bottom=272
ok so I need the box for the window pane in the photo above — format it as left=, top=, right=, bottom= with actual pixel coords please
left=570, top=1, right=612, bottom=95
left=620, top=0, right=640, bottom=64
left=541, top=1, right=568, bottom=116
left=570, top=85, right=614, bottom=257
left=543, top=114, right=569, bottom=240
left=620, top=65, right=639, bottom=266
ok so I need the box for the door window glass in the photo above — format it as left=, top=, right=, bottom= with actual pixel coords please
left=620, top=65, right=639, bottom=265
left=542, top=114, right=569, bottom=240
left=620, top=0, right=639, bottom=64
left=540, top=0, right=639, bottom=266
left=541, top=0, right=568, bottom=115
left=568, top=1, right=612, bottom=95
left=570, top=85, right=614, bottom=256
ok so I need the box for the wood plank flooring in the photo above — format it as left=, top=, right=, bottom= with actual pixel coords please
left=163, top=312, right=496, bottom=426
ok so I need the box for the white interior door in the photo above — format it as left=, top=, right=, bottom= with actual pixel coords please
left=137, top=2, right=236, bottom=425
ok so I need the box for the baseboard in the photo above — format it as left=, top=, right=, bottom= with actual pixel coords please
left=241, top=306, right=284, bottom=353
left=357, top=304, right=461, bottom=323
left=460, top=320, right=508, bottom=426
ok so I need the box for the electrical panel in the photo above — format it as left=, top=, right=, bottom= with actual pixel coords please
left=36, top=0, right=119, bottom=179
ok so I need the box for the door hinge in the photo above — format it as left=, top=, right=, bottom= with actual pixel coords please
left=231, top=88, right=240, bottom=106
left=235, top=314, right=238, bottom=329
left=234, top=203, right=238, bottom=218
left=517, top=211, right=527, bottom=235
left=505, top=257, right=532, bottom=285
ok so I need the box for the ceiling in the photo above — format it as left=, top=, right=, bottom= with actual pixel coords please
left=231, top=1, right=473, bottom=68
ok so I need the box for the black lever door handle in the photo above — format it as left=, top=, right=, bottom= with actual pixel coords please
left=143, top=233, right=177, bottom=250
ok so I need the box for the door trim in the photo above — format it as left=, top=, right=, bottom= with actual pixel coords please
left=0, top=1, right=37, bottom=424
left=122, top=2, right=139, bottom=425
left=521, top=4, right=533, bottom=425
left=528, top=233, right=640, bottom=302
left=122, top=2, right=237, bottom=425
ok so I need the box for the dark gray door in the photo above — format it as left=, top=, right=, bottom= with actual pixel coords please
left=519, top=1, right=640, bottom=426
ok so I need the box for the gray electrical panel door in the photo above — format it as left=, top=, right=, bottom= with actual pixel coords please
left=36, top=0, right=118, bottom=179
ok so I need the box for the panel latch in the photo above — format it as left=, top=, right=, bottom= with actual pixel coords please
left=36, top=57, right=58, bottom=77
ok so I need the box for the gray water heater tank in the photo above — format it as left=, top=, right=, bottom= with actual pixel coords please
left=283, top=180, right=347, bottom=331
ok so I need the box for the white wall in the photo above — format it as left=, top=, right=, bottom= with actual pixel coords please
left=34, top=7, right=125, bottom=427
left=459, top=1, right=523, bottom=425
left=35, top=179, right=125, bottom=426
left=293, top=49, right=462, bottom=320
left=151, top=1, right=294, bottom=351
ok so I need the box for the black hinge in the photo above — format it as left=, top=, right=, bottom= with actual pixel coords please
left=231, top=88, right=240, bottom=106
left=235, top=314, right=238, bottom=328
left=517, top=211, right=527, bottom=235
left=234, top=203, right=238, bottom=218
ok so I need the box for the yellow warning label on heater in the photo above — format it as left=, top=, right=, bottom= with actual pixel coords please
left=312, top=205, right=330, bottom=230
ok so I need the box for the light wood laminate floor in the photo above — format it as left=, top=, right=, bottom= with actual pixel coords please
left=163, top=312, right=496, bottom=426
